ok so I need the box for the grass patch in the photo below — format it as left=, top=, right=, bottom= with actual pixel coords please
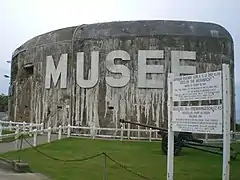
left=1, top=130, right=29, bottom=143
left=2, top=129, right=15, bottom=135
left=1, top=138, right=240, bottom=180
left=236, top=124, right=240, bottom=131
left=1, top=129, right=16, bottom=142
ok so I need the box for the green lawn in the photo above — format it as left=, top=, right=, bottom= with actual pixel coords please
left=236, top=124, right=240, bottom=131
left=1, top=137, right=240, bottom=180
left=2, top=129, right=15, bottom=134
left=1, top=129, right=29, bottom=143
left=1, top=129, right=16, bottom=142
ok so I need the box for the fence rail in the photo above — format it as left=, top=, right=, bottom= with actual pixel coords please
left=1, top=120, right=240, bottom=149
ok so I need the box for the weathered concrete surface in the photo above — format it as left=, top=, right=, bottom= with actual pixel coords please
left=0, top=169, right=50, bottom=180
left=0, top=112, right=8, bottom=121
left=0, top=135, right=60, bottom=180
left=0, top=134, right=63, bottom=154
left=9, top=20, right=235, bottom=135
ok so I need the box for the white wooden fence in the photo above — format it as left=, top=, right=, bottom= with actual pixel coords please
left=0, top=120, right=161, bottom=145
left=0, top=120, right=240, bottom=149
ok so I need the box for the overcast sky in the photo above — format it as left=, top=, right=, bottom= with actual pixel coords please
left=0, top=0, right=239, bottom=118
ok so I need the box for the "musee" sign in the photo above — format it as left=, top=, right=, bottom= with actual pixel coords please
left=44, top=50, right=197, bottom=89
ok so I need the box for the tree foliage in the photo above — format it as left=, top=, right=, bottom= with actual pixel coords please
left=0, top=93, right=8, bottom=105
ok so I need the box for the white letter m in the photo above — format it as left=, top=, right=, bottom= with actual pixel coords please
left=45, top=54, right=68, bottom=89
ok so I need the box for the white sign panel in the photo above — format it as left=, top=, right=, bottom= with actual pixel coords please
left=172, top=71, right=222, bottom=101
left=172, top=105, right=223, bottom=134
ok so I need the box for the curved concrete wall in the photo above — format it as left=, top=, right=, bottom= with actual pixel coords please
left=9, top=20, right=235, bottom=134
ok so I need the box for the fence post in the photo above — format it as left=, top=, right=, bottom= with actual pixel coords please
left=205, top=134, right=208, bottom=142
left=47, top=127, right=51, bottom=143
left=40, top=123, right=44, bottom=135
left=93, top=126, right=96, bottom=140
left=15, top=125, right=19, bottom=150
left=0, top=122, right=2, bottom=142
left=137, top=125, right=140, bottom=140
left=102, top=153, right=107, bottom=180
left=90, top=126, right=93, bottom=138
left=149, top=128, right=152, bottom=142
left=33, top=129, right=37, bottom=147
left=58, top=125, right=62, bottom=140
left=127, top=123, right=130, bottom=139
left=9, top=121, right=12, bottom=131
left=120, top=126, right=123, bottom=141
left=23, top=121, right=26, bottom=133
left=67, top=124, right=71, bottom=138
left=29, top=123, right=33, bottom=137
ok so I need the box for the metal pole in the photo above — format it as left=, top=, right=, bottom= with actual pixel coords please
left=222, top=64, right=231, bottom=180
left=0, top=122, right=2, bottom=142
left=15, top=125, right=19, bottom=150
left=167, top=73, right=174, bottom=180
left=18, top=135, right=23, bottom=162
left=102, top=153, right=107, bottom=180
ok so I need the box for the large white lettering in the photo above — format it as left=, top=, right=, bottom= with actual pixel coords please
left=44, top=50, right=198, bottom=89
left=106, top=50, right=130, bottom=87
left=138, top=50, right=164, bottom=88
left=45, top=54, right=68, bottom=89
left=171, top=51, right=196, bottom=75
left=76, top=51, right=99, bottom=88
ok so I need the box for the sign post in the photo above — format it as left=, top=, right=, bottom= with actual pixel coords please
left=167, top=73, right=174, bottom=180
left=222, top=64, right=231, bottom=180
left=167, top=64, right=231, bottom=180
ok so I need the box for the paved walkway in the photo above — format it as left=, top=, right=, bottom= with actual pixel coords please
left=0, top=134, right=66, bottom=154
left=0, top=134, right=67, bottom=180
left=0, top=169, right=50, bottom=180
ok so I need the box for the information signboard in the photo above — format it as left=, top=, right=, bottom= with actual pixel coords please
left=167, top=64, right=231, bottom=180
left=172, top=71, right=222, bottom=101
left=172, top=105, right=222, bottom=134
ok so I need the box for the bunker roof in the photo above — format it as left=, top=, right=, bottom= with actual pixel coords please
left=12, top=20, right=233, bottom=58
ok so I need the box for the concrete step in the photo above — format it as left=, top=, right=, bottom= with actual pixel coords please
left=0, top=171, right=50, bottom=180
left=0, top=159, right=50, bottom=180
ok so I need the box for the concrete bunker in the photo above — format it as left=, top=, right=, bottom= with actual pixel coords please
left=8, top=20, right=235, bottom=137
